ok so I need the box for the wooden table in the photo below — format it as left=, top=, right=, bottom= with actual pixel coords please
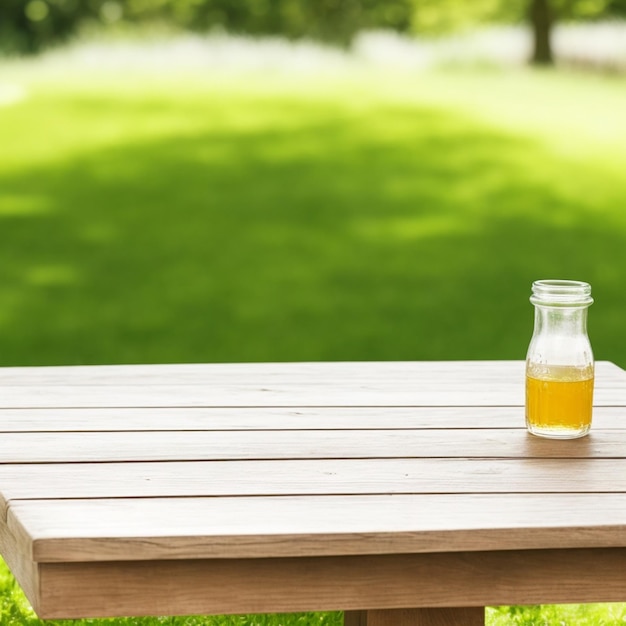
left=1, top=361, right=626, bottom=626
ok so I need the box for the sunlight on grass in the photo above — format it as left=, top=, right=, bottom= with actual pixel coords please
left=24, top=264, right=79, bottom=287
left=0, top=83, right=27, bottom=107
left=353, top=215, right=478, bottom=241
left=0, top=194, right=50, bottom=216
left=488, top=603, right=626, bottom=625
left=0, top=63, right=625, bottom=366
left=377, top=70, right=626, bottom=166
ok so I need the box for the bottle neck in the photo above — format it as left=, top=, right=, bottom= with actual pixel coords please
left=533, top=305, right=589, bottom=336
left=527, top=280, right=594, bottom=373
left=527, top=303, right=593, bottom=373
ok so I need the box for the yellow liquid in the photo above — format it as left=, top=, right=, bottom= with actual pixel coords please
left=526, top=369, right=594, bottom=438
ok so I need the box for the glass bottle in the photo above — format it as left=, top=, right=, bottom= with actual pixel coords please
left=525, top=279, right=594, bottom=439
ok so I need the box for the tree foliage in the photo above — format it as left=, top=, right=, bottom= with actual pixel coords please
left=0, top=0, right=624, bottom=55
left=0, top=0, right=414, bottom=53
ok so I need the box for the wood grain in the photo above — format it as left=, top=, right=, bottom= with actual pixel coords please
left=0, top=360, right=621, bottom=386
left=0, top=519, right=39, bottom=610
left=1, top=360, right=626, bottom=619
left=2, top=427, right=626, bottom=463
left=344, top=611, right=367, bottom=626
left=3, top=458, right=626, bottom=517
left=7, top=493, right=626, bottom=562
left=0, top=361, right=622, bottom=409
left=0, top=383, right=531, bottom=408
left=354, top=608, right=485, bottom=626
left=0, top=360, right=532, bottom=386
left=0, top=405, right=624, bottom=432
left=33, top=548, right=626, bottom=619
left=0, top=406, right=523, bottom=432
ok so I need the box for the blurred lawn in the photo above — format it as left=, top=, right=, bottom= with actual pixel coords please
left=1, top=63, right=625, bottom=368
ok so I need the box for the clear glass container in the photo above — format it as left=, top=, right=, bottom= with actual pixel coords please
left=525, top=279, right=594, bottom=439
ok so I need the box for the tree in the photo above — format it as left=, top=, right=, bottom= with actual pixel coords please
left=530, top=0, right=626, bottom=65
left=0, top=0, right=108, bottom=54
left=410, top=0, right=620, bottom=66
left=529, top=0, right=553, bottom=64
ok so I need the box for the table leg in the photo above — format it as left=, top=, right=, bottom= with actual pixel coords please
left=344, top=611, right=367, bottom=626
left=344, top=607, right=484, bottom=625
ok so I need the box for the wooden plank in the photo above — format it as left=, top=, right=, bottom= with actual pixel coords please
left=0, top=384, right=527, bottom=408
left=9, top=493, right=626, bottom=562
left=32, top=548, right=626, bottom=619
left=2, top=382, right=625, bottom=409
left=0, top=379, right=623, bottom=409
left=0, top=361, right=622, bottom=409
left=0, top=360, right=621, bottom=386
left=3, top=459, right=626, bottom=520
left=0, top=361, right=529, bottom=385
left=344, top=611, right=367, bottom=626
left=0, top=405, right=624, bottom=432
left=0, top=518, right=40, bottom=611
left=355, top=608, right=484, bottom=626
left=3, top=428, right=626, bottom=463
left=0, top=406, right=522, bottom=432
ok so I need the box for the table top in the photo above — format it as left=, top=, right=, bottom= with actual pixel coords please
left=2, top=360, right=626, bottom=619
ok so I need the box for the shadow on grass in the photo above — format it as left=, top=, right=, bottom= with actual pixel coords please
left=1, top=94, right=626, bottom=367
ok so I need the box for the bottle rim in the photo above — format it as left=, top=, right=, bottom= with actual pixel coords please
left=530, top=279, right=593, bottom=306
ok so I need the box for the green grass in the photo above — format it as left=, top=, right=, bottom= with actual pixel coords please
left=1, top=55, right=626, bottom=624
left=488, top=604, right=626, bottom=625
left=1, top=63, right=626, bottom=367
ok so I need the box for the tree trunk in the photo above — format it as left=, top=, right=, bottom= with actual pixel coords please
left=529, top=0, right=554, bottom=65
